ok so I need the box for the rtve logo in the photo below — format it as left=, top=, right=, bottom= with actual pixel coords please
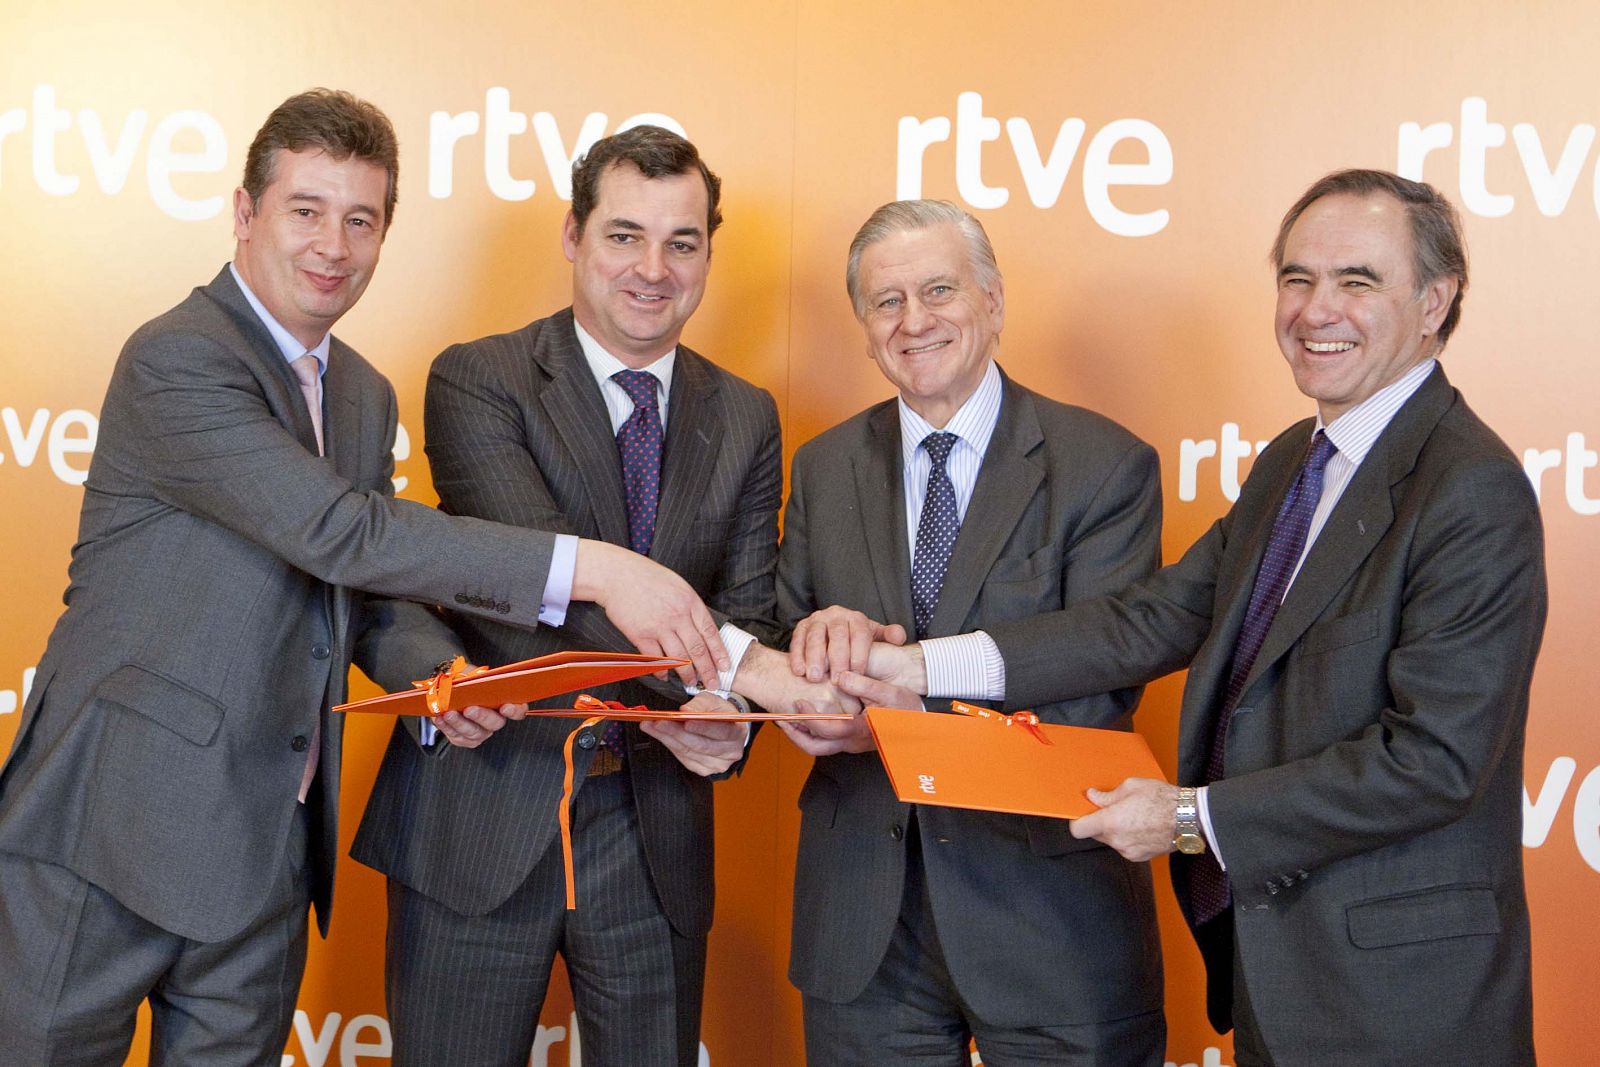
left=1399, top=96, right=1600, bottom=218
left=1176, top=423, right=1600, bottom=516
left=896, top=91, right=1173, bottom=236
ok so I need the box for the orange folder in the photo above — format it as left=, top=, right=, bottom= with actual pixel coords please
left=333, top=650, right=853, bottom=722
left=865, top=704, right=1165, bottom=820
left=334, top=651, right=687, bottom=717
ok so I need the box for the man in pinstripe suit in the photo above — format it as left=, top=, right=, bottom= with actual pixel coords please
left=353, top=126, right=845, bottom=1067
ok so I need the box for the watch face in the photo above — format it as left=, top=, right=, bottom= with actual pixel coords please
left=1175, top=832, right=1206, bottom=855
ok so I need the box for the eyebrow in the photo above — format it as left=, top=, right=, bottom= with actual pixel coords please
left=604, top=216, right=705, bottom=239
left=1277, top=262, right=1383, bottom=283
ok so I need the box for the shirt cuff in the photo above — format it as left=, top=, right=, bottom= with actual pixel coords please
left=921, top=631, right=1006, bottom=701
left=716, top=624, right=756, bottom=693
left=1196, top=785, right=1226, bottom=869
left=539, top=534, right=579, bottom=626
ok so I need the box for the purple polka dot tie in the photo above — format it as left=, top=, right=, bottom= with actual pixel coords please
left=1190, top=429, right=1336, bottom=924
left=613, top=370, right=663, bottom=558
left=604, top=370, right=663, bottom=761
left=911, top=432, right=961, bottom=640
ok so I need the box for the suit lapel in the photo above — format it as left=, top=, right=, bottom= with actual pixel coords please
left=1237, top=369, right=1455, bottom=699
left=319, top=342, right=363, bottom=480
left=653, top=348, right=722, bottom=564
left=205, top=267, right=324, bottom=457
left=533, top=312, right=630, bottom=545
left=927, top=374, right=1044, bottom=638
left=853, top=403, right=916, bottom=630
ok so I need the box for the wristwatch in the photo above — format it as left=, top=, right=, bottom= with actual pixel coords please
left=1173, top=787, right=1207, bottom=855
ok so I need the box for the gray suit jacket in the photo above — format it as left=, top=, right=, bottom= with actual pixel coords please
left=351, top=308, right=781, bottom=937
left=985, top=367, right=1545, bottom=1064
left=778, top=368, right=1165, bottom=1028
left=0, top=267, right=559, bottom=942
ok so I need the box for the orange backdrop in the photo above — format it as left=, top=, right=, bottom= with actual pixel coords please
left=1, top=2, right=1596, bottom=1064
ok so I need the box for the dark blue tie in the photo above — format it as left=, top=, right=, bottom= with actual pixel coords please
left=1191, top=429, right=1336, bottom=924
left=911, top=432, right=961, bottom=640
left=603, top=370, right=663, bottom=761
left=613, top=370, right=663, bottom=558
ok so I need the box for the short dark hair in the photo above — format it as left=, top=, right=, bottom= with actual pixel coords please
left=242, top=89, right=400, bottom=232
left=1272, top=169, right=1469, bottom=344
left=569, top=125, right=722, bottom=241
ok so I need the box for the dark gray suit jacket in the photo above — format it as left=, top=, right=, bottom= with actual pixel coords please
left=778, top=368, right=1165, bottom=1028
left=985, top=367, right=1545, bottom=1064
left=352, top=308, right=781, bottom=937
left=0, top=267, right=559, bottom=942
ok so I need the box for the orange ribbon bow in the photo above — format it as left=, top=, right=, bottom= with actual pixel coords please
left=950, top=699, right=1053, bottom=745
left=410, top=655, right=491, bottom=716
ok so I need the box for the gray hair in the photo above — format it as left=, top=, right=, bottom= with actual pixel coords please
left=846, top=199, right=1001, bottom=317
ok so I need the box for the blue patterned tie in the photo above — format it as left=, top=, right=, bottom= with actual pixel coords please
left=1190, top=429, right=1336, bottom=924
left=604, top=370, right=663, bottom=761
left=613, top=370, right=663, bottom=557
left=911, top=432, right=961, bottom=640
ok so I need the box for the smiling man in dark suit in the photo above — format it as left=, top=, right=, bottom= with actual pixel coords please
left=353, top=126, right=845, bottom=1067
left=854, top=171, right=1546, bottom=1066
left=0, top=90, right=729, bottom=1067
left=774, top=199, right=1167, bottom=1066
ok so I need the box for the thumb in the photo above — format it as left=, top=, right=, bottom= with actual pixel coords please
left=880, top=623, right=908, bottom=646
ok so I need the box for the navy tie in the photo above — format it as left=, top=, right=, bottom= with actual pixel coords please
left=911, top=432, right=961, bottom=640
left=1190, top=429, right=1336, bottom=924
left=604, top=370, right=664, bottom=761
left=613, top=370, right=663, bottom=557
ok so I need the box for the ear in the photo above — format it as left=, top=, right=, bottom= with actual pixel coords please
left=1419, top=275, right=1456, bottom=337
left=561, top=211, right=580, bottom=264
left=232, top=187, right=254, bottom=242
left=985, top=276, right=1006, bottom=333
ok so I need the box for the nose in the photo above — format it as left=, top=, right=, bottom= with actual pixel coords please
left=636, top=242, right=669, bottom=283
left=1301, top=279, right=1342, bottom=326
left=312, top=217, right=350, bottom=262
left=902, top=296, right=936, bottom=334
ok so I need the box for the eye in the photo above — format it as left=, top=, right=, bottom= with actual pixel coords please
left=1341, top=278, right=1373, bottom=291
left=608, top=232, right=638, bottom=245
left=876, top=296, right=902, bottom=311
left=1280, top=276, right=1311, bottom=290
left=293, top=207, right=315, bottom=218
left=669, top=240, right=698, bottom=254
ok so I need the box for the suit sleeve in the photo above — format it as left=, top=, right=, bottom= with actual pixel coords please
left=113, top=326, right=555, bottom=628
left=774, top=444, right=820, bottom=636
left=1205, top=458, right=1546, bottom=897
left=983, top=516, right=1219, bottom=711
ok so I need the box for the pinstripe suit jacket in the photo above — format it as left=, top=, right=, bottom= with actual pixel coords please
left=778, top=370, right=1166, bottom=1028
left=352, top=308, right=782, bottom=936
left=0, top=267, right=558, bottom=942
left=984, top=369, right=1544, bottom=1064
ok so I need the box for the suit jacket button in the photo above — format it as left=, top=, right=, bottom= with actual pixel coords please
left=577, top=732, right=598, bottom=751
left=890, top=824, right=904, bottom=841
left=311, top=644, right=330, bottom=660
left=291, top=735, right=310, bottom=753
left=1265, top=881, right=1280, bottom=895
left=454, top=593, right=469, bottom=605
left=497, top=601, right=511, bottom=614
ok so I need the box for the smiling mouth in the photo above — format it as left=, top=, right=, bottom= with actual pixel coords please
left=626, top=291, right=670, bottom=304
left=1303, top=341, right=1356, bottom=353
left=902, top=340, right=950, bottom=355
left=304, top=271, right=349, bottom=292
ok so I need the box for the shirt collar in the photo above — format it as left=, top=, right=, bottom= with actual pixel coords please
left=228, top=263, right=331, bottom=373
left=898, top=359, right=1003, bottom=467
left=1318, top=358, right=1437, bottom=466
left=573, top=317, right=676, bottom=397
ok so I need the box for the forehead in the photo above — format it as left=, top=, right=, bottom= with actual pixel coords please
left=265, top=148, right=387, bottom=202
left=1281, top=192, right=1415, bottom=277
left=590, top=162, right=708, bottom=228
left=859, top=224, right=973, bottom=288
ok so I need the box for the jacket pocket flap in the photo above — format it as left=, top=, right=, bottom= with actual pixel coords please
left=96, top=664, right=224, bottom=747
left=1303, top=608, right=1379, bottom=656
left=1346, top=884, right=1500, bottom=949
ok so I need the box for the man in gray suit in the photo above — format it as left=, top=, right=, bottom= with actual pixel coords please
left=854, top=171, right=1545, bottom=1066
left=774, top=199, right=1166, bottom=1066
left=353, top=126, right=844, bottom=1067
left=0, top=91, right=727, bottom=1067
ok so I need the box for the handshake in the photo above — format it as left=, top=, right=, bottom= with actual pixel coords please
left=735, top=607, right=931, bottom=759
